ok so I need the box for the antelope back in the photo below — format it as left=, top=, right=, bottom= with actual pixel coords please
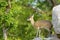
left=34, top=20, right=52, bottom=29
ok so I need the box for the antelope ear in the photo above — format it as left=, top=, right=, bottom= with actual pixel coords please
left=27, top=18, right=30, bottom=21
left=32, top=14, right=34, bottom=17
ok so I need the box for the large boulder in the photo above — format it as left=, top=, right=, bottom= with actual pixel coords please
left=52, top=5, right=60, bottom=34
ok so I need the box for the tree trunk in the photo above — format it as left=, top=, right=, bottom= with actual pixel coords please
left=2, top=0, right=11, bottom=40
left=2, top=24, right=7, bottom=40
left=47, top=0, right=57, bottom=7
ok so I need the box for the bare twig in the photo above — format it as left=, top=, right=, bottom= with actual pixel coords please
left=22, top=4, right=47, bottom=14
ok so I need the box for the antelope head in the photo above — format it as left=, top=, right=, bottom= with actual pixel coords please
left=27, top=14, right=35, bottom=26
left=27, top=14, right=34, bottom=21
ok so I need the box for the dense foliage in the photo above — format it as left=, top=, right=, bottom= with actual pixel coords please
left=0, top=0, right=60, bottom=40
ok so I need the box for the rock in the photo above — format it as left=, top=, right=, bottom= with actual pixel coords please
left=33, top=37, right=42, bottom=40
left=52, top=5, right=60, bottom=34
